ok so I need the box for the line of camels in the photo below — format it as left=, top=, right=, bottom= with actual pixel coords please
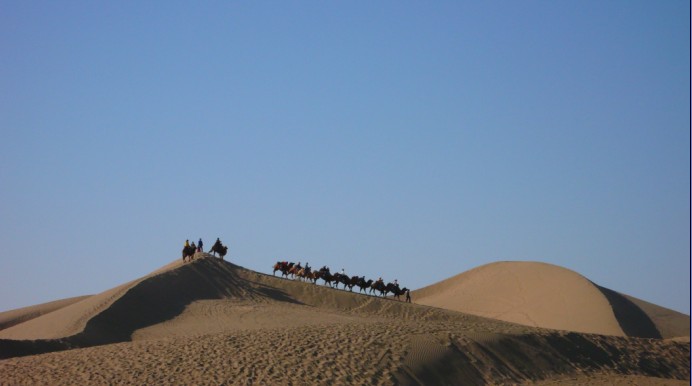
left=273, top=262, right=410, bottom=302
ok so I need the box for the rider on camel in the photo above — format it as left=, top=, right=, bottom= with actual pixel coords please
left=212, top=238, right=222, bottom=252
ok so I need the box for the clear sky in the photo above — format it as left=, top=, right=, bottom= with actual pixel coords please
left=1, top=1, right=689, bottom=314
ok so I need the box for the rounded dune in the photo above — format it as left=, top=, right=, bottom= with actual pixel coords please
left=413, top=261, right=626, bottom=336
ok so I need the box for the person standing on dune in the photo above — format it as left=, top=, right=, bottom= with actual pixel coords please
left=198, top=238, right=203, bottom=253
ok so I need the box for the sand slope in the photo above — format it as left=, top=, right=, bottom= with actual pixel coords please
left=0, top=256, right=688, bottom=385
left=412, top=261, right=689, bottom=339
left=0, top=296, right=91, bottom=331
left=623, top=294, right=691, bottom=339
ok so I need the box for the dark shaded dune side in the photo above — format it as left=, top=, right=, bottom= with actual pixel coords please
left=75, top=259, right=245, bottom=344
left=0, top=338, right=74, bottom=359
left=395, top=331, right=691, bottom=385
left=622, top=294, right=691, bottom=339
left=596, top=285, right=662, bottom=339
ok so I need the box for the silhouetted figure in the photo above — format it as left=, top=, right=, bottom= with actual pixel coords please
left=210, top=238, right=228, bottom=260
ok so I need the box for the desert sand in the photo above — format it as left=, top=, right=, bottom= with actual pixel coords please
left=413, top=261, right=690, bottom=339
left=0, top=255, right=689, bottom=385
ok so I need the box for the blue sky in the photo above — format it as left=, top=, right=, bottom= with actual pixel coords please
left=1, top=1, right=689, bottom=314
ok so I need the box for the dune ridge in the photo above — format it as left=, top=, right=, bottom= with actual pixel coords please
left=0, top=256, right=689, bottom=385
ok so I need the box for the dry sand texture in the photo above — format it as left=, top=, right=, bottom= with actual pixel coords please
left=0, top=255, right=689, bottom=385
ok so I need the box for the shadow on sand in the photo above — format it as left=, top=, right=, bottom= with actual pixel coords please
left=595, top=284, right=662, bottom=339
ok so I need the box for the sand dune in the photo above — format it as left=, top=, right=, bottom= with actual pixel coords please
left=413, top=261, right=690, bottom=339
left=0, top=256, right=688, bottom=385
left=0, top=257, right=187, bottom=341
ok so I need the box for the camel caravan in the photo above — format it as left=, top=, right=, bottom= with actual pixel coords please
left=179, top=239, right=410, bottom=302
left=272, top=262, right=411, bottom=302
